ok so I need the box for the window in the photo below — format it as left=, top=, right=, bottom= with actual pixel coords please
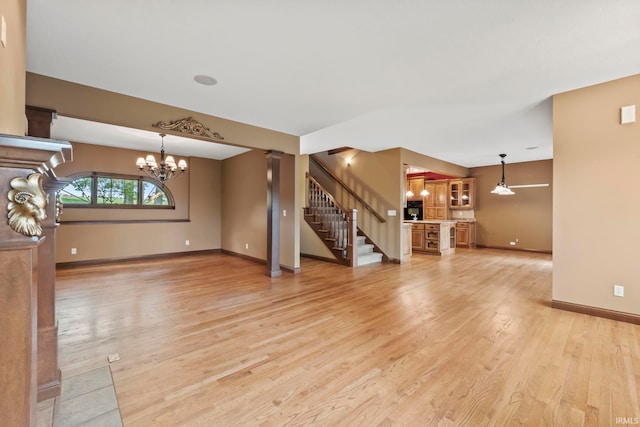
left=59, top=173, right=174, bottom=208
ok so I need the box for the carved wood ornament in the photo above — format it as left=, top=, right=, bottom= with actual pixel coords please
left=7, top=173, right=48, bottom=237
left=153, top=117, right=224, bottom=140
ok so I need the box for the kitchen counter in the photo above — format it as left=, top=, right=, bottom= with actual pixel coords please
left=407, top=221, right=456, bottom=255
left=404, top=220, right=457, bottom=224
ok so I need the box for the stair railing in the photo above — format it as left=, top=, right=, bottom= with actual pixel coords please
left=310, top=154, right=386, bottom=223
left=306, top=172, right=358, bottom=267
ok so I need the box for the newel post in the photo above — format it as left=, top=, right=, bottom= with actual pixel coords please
left=348, top=209, right=358, bottom=267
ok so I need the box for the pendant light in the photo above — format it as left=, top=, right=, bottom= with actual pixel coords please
left=490, top=154, right=515, bottom=195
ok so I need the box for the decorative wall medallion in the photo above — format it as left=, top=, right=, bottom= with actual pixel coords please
left=7, top=173, right=48, bottom=237
left=55, top=193, right=63, bottom=223
left=153, top=117, right=224, bottom=140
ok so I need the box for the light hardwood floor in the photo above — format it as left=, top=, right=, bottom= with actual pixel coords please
left=55, top=249, right=640, bottom=426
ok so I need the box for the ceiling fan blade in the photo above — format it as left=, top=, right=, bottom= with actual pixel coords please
left=508, top=183, right=550, bottom=189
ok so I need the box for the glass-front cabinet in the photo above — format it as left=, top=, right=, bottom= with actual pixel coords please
left=449, top=178, right=475, bottom=209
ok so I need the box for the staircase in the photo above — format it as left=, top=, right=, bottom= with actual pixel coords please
left=305, top=173, right=384, bottom=267
left=354, top=235, right=384, bottom=266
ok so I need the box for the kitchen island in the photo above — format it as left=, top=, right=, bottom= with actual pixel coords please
left=405, top=220, right=457, bottom=255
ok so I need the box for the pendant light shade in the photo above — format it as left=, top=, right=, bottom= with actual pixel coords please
left=490, top=154, right=515, bottom=196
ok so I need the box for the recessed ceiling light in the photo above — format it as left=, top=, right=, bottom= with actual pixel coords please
left=194, top=74, right=217, bottom=86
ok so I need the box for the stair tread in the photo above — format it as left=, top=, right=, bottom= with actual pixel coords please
left=357, top=252, right=383, bottom=266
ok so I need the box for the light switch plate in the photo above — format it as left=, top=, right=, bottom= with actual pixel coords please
left=621, top=105, right=636, bottom=124
left=1, top=16, right=7, bottom=48
left=614, top=285, right=624, bottom=297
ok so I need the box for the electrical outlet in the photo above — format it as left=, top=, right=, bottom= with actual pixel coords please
left=614, top=285, right=624, bottom=297
left=245, top=243, right=249, bottom=249
left=283, top=209, right=287, bottom=217
left=509, top=241, right=516, bottom=246
left=185, top=240, right=190, bottom=246
left=71, top=248, right=77, bottom=255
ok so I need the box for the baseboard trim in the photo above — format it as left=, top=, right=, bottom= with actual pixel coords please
left=476, top=244, right=552, bottom=255
left=37, top=372, right=61, bottom=402
left=550, top=300, right=640, bottom=325
left=56, top=249, right=222, bottom=269
left=300, top=253, right=339, bottom=264
left=59, top=249, right=303, bottom=273
left=220, top=249, right=301, bottom=274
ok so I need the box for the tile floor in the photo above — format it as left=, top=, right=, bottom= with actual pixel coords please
left=37, top=366, right=123, bottom=427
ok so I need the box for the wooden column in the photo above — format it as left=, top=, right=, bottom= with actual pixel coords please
left=25, top=106, right=56, bottom=140
left=25, top=105, right=69, bottom=401
left=0, top=133, right=72, bottom=427
left=36, top=174, right=69, bottom=401
left=266, top=150, right=283, bottom=278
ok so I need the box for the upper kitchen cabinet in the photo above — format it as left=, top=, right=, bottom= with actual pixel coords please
left=449, top=178, right=475, bottom=209
left=425, top=180, right=448, bottom=220
left=407, top=177, right=425, bottom=201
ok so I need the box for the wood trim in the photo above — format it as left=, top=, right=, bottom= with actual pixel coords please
left=55, top=248, right=375, bottom=273
left=281, top=265, right=301, bottom=274
left=300, top=253, right=340, bottom=264
left=221, top=249, right=299, bottom=273
left=476, top=244, right=552, bottom=254
left=550, top=300, right=640, bottom=325
left=56, top=249, right=222, bottom=269
left=37, top=377, right=61, bottom=402
left=61, top=219, right=189, bottom=225
left=327, top=147, right=353, bottom=155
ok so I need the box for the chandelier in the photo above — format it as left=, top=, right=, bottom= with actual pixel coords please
left=490, top=153, right=515, bottom=195
left=136, top=133, right=187, bottom=184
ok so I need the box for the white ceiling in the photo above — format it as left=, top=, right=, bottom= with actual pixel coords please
left=26, top=1, right=640, bottom=167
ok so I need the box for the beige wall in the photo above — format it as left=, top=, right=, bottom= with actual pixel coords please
left=27, top=73, right=301, bottom=270
left=470, top=160, right=552, bottom=252
left=54, top=143, right=221, bottom=263
left=299, top=154, right=335, bottom=259
left=400, top=148, right=469, bottom=178
left=553, top=74, right=640, bottom=315
left=26, top=73, right=299, bottom=154
left=54, top=143, right=190, bottom=221
left=0, top=0, right=26, bottom=135
left=221, top=150, right=298, bottom=270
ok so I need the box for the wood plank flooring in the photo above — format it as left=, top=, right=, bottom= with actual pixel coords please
left=55, top=249, right=640, bottom=426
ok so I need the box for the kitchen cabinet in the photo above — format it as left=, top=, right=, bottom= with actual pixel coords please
left=424, top=223, right=440, bottom=252
left=411, top=223, right=425, bottom=250
left=449, top=178, right=475, bottom=209
left=424, top=180, right=448, bottom=220
left=408, top=221, right=456, bottom=255
left=456, top=221, right=476, bottom=248
left=407, top=177, right=424, bottom=201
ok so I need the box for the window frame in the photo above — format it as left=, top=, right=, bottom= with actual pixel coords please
left=59, top=172, right=176, bottom=209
